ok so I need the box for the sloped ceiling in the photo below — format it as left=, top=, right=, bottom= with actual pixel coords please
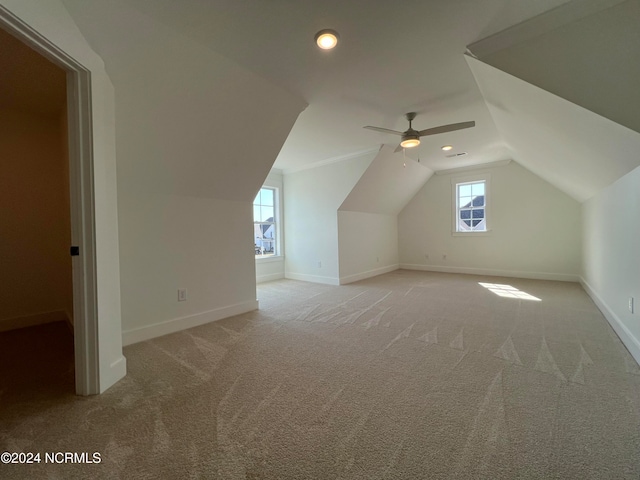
left=467, top=55, right=640, bottom=202
left=61, top=0, right=307, bottom=202
left=469, top=0, right=640, bottom=134
left=339, top=145, right=434, bottom=215
left=65, top=0, right=570, bottom=174
left=465, top=0, right=640, bottom=202
left=59, top=0, right=640, bottom=203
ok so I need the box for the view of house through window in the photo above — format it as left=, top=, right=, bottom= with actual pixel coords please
left=456, top=180, right=486, bottom=232
left=253, top=187, right=277, bottom=257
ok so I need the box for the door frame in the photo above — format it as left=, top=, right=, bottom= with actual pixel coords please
left=0, top=5, right=99, bottom=395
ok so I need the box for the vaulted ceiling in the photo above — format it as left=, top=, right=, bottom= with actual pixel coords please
left=61, top=0, right=640, bottom=202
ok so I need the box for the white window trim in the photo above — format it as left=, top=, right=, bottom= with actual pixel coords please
left=451, top=173, right=492, bottom=236
left=255, top=255, right=284, bottom=264
left=254, top=185, right=284, bottom=261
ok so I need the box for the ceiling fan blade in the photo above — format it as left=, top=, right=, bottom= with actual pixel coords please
left=394, top=144, right=403, bottom=153
left=363, top=126, right=404, bottom=136
left=418, top=121, right=475, bottom=137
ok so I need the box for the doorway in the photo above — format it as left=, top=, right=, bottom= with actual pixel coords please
left=0, top=6, right=102, bottom=395
left=0, top=25, right=74, bottom=394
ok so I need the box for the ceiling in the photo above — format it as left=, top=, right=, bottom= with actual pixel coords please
left=73, top=0, right=573, bottom=173
left=58, top=0, right=640, bottom=201
left=473, top=0, right=640, bottom=135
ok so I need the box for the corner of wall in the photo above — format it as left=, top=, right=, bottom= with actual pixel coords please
left=121, top=300, right=259, bottom=346
left=339, top=264, right=400, bottom=285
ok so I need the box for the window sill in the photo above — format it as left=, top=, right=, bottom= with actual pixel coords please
left=452, top=230, right=492, bottom=237
left=255, top=255, right=284, bottom=263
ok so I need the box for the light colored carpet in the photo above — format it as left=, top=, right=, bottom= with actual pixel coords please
left=1, top=270, right=639, bottom=479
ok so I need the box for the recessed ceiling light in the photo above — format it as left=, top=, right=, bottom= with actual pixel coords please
left=315, top=29, right=339, bottom=50
left=441, top=145, right=453, bottom=151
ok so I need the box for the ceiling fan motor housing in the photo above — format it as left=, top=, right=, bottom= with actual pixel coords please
left=402, top=132, right=419, bottom=142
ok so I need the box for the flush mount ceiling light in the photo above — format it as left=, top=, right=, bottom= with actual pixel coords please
left=441, top=145, right=453, bottom=151
left=315, top=29, right=340, bottom=49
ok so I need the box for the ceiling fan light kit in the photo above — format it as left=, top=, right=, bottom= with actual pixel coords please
left=315, top=29, right=339, bottom=49
left=400, top=136, right=420, bottom=148
left=363, top=112, right=475, bottom=153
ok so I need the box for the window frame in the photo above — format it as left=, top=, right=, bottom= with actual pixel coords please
left=451, top=173, right=491, bottom=236
left=253, top=186, right=282, bottom=261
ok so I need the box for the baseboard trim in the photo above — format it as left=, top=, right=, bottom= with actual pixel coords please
left=580, top=277, right=640, bottom=366
left=399, top=264, right=579, bottom=282
left=100, top=355, right=127, bottom=394
left=121, top=300, right=259, bottom=346
left=256, top=272, right=285, bottom=284
left=339, top=264, right=400, bottom=285
left=285, top=272, right=340, bottom=285
left=0, top=310, right=70, bottom=333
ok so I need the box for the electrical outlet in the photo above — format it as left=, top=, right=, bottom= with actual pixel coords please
left=442, top=254, right=447, bottom=260
left=317, top=261, right=322, bottom=268
left=178, top=288, right=187, bottom=302
left=424, top=253, right=429, bottom=260
left=629, top=297, right=634, bottom=314
left=376, top=256, right=380, bottom=262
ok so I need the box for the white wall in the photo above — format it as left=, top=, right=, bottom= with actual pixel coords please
left=335, top=145, right=433, bottom=283
left=119, top=194, right=257, bottom=344
left=256, top=170, right=285, bottom=284
left=57, top=2, right=306, bottom=345
left=284, top=152, right=376, bottom=284
left=337, top=211, right=398, bottom=284
left=399, top=161, right=582, bottom=280
left=0, top=0, right=125, bottom=392
left=582, top=165, right=640, bottom=363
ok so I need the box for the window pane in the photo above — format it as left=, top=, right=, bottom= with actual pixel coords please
left=472, top=209, right=484, bottom=219
left=261, top=206, right=274, bottom=222
left=456, top=179, right=488, bottom=232
left=254, top=187, right=278, bottom=257
left=459, top=184, right=471, bottom=197
left=262, top=224, right=275, bottom=239
left=255, top=222, right=276, bottom=256
left=472, top=195, right=485, bottom=207
left=472, top=182, right=485, bottom=196
left=261, top=188, right=274, bottom=206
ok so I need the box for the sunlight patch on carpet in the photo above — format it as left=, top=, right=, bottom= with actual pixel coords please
left=479, top=282, right=541, bottom=301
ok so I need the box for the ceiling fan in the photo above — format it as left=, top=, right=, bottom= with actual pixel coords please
left=364, top=112, right=475, bottom=152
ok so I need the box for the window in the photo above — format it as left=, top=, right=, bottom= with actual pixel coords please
left=253, top=187, right=278, bottom=258
left=452, top=174, right=490, bottom=234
